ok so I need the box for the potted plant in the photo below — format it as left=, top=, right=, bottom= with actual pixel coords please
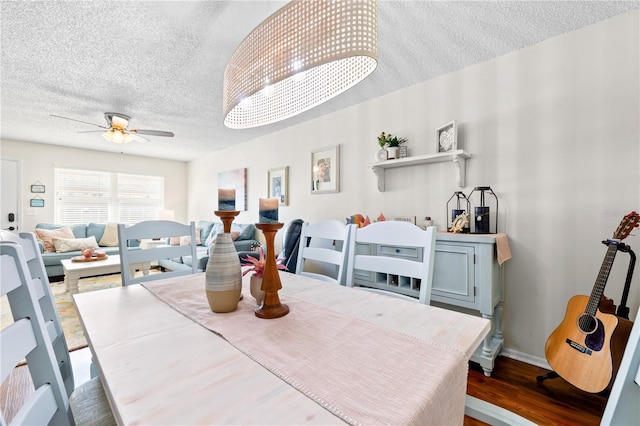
left=377, top=131, right=407, bottom=159
left=241, top=247, right=287, bottom=305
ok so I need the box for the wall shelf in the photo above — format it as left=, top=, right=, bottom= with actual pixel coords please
left=370, top=150, right=470, bottom=191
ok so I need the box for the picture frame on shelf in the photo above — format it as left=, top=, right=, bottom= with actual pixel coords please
left=436, top=120, right=457, bottom=153
left=393, top=216, right=416, bottom=225
left=399, top=145, right=408, bottom=158
left=311, top=145, right=340, bottom=194
left=268, top=166, right=289, bottom=206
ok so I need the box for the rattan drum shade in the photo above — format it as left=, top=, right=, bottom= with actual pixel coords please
left=223, top=0, right=378, bottom=129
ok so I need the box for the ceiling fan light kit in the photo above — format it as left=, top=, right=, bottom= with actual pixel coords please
left=51, top=112, right=174, bottom=144
left=223, top=0, right=378, bottom=129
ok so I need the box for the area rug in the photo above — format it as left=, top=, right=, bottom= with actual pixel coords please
left=1, top=273, right=125, bottom=351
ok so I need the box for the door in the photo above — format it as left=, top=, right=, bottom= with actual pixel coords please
left=1, top=158, right=21, bottom=233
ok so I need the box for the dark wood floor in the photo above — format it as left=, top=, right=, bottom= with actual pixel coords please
left=2, top=354, right=609, bottom=424
left=465, top=357, right=608, bottom=425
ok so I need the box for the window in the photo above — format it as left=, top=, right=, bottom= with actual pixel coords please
left=54, top=168, right=164, bottom=225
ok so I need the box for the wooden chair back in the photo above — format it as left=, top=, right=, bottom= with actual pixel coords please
left=345, top=221, right=436, bottom=305
left=118, top=220, right=198, bottom=285
left=0, top=231, right=74, bottom=395
left=1, top=242, right=73, bottom=425
left=295, top=220, right=351, bottom=284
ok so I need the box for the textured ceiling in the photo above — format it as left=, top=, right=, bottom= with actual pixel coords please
left=2, top=1, right=639, bottom=161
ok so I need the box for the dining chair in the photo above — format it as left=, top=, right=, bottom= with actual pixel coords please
left=295, top=219, right=351, bottom=284
left=345, top=221, right=436, bottom=305
left=1, top=242, right=115, bottom=425
left=118, top=220, right=198, bottom=285
left=0, top=231, right=74, bottom=394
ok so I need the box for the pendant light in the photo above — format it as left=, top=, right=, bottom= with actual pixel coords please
left=223, top=0, right=378, bottom=129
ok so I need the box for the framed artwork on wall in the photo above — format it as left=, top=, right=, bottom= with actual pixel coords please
left=30, top=198, right=45, bottom=207
left=436, top=120, right=457, bottom=153
left=311, top=145, right=340, bottom=194
left=31, top=183, right=45, bottom=193
left=218, top=168, right=247, bottom=211
left=268, top=166, right=288, bottom=206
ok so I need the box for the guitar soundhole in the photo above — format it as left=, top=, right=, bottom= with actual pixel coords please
left=577, top=313, right=597, bottom=334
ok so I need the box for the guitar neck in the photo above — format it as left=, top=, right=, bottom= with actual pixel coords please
left=585, top=243, right=619, bottom=316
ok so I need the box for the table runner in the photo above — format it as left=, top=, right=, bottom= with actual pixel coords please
left=142, top=275, right=468, bottom=425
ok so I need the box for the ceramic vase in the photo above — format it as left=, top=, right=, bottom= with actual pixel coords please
left=205, top=233, right=242, bottom=313
left=250, top=275, right=265, bottom=306
left=386, top=146, right=399, bottom=159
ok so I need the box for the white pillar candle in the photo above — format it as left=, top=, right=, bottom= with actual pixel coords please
left=218, top=188, right=236, bottom=211
left=259, top=198, right=279, bottom=223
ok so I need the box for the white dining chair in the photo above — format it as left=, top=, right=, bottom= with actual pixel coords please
left=117, top=220, right=198, bottom=285
left=1, top=242, right=115, bottom=425
left=295, top=220, right=351, bottom=285
left=0, top=231, right=74, bottom=394
left=345, top=221, right=436, bottom=305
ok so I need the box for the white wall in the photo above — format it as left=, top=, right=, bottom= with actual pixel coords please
left=189, top=10, right=640, bottom=362
left=0, top=139, right=188, bottom=231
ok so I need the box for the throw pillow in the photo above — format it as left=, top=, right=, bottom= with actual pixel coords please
left=99, top=223, right=119, bottom=247
left=34, top=226, right=75, bottom=252
left=180, top=228, right=202, bottom=246
left=205, top=222, right=224, bottom=247
left=52, top=236, right=99, bottom=253
left=231, top=231, right=240, bottom=241
left=234, top=223, right=255, bottom=241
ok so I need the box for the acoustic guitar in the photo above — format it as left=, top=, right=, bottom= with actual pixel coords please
left=544, top=211, right=639, bottom=393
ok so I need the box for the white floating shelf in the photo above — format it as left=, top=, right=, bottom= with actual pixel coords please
left=370, top=150, right=471, bottom=192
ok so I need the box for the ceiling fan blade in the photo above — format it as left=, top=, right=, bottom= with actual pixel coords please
left=77, top=130, right=107, bottom=134
left=129, top=132, right=151, bottom=142
left=130, top=129, right=174, bottom=137
left=50, top=114, right=108, bottom=129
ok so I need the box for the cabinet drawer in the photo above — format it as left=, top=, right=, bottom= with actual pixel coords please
left=432, top=244, right=475, bottom=304
left=377, top=245, right=421, bottom=260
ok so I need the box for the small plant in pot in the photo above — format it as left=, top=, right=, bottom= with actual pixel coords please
left=241, top=247, right=287, bottom=305
left=378, top=132, right=407, bottom=159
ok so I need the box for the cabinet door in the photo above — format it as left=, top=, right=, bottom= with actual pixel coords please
left=432, top=243, right=475, bottom=304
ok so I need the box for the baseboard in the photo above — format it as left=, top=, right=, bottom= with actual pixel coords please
left=499, top=347, right=550, bottom=370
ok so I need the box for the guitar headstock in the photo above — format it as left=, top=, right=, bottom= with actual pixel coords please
left=613, top=211, right=640, bottom=240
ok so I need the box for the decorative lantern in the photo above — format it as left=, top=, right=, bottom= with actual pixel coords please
left=446, top=191, right=470, bottom=233
left=468, top=186, right=498, bottom=234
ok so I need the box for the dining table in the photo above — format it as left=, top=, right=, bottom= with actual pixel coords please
left=73, top=271, right=490, bottom=425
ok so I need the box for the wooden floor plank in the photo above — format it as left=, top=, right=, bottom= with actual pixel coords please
left=465, top=357, right=607, bottom=425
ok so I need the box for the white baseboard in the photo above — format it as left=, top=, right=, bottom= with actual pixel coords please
left=499, top=347, right=550, bottom=370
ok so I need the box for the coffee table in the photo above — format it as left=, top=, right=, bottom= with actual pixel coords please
left=61, top=255, right=150, bottom=294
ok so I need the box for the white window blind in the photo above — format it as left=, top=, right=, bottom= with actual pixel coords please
left=54, top=168, right=164, bottom=226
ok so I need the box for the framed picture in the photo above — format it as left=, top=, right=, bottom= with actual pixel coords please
left=311, top=145, right=340, bottom=194
left=218, top=168, right=247, bottom=211
left=436, top=120, right=457, bottom=153
left=30, top=198, right=45, bottom=207
left=268, top=166, right=289, bottom=206
left=31, top=184, right=45, bottom=193
left=393, top=216, right=416, bottom=225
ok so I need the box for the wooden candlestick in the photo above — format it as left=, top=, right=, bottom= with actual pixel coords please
left=254, top=222, right=289, bottom=319
left=214, top=210, right=240, bottom=233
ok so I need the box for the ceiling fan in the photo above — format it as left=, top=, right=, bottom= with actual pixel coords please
left=50, top=112, right=174, bottom=144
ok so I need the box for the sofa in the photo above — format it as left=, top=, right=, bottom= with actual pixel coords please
left=157, top=220, right=260, bottom=272
left=34, top=222, right=141, bottom=279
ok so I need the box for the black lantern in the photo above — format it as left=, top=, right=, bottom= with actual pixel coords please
left=446, top=191, right=470, bottom=233
left=468, top=186, right=498, bottom=234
